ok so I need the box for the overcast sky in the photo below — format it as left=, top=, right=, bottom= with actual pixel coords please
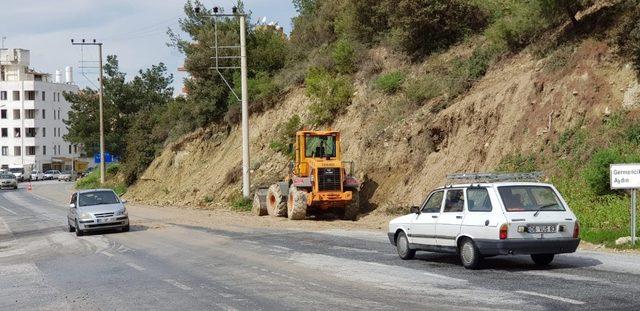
left=1, top=0, right=297, bottom=94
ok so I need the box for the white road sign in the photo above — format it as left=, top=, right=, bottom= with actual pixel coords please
left=610, top=164, right=640, bottom=189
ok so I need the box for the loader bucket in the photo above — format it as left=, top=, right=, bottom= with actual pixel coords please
left=252, top=188, right=269, bottom=216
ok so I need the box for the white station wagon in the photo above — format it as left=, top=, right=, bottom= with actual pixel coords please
left=388, top=173, right=580, bottom=269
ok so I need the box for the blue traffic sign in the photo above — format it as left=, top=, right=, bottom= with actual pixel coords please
left=94, top=152, right=113, bottom=164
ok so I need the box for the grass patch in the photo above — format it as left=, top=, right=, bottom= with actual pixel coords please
left=75, top=164, right=127, bottom=196
left=374, top=71, right=405, bottom=94
left=229, top=193, right=252, bottom=212
left=404, top=73, right=444, bottom=104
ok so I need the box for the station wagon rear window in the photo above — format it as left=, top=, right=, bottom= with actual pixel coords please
left=498, top=186, right=565, bottom=212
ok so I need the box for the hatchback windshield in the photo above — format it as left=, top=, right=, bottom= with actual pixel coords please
left=498, top=186, right=565, bottom=212
left=9, top=168, right=23, bottom=173
left=78, top=191, right=120, bottom=207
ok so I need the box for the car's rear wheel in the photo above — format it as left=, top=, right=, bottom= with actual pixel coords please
left=531, top=253, right=555, bottom=266
left=459, top=238, right=482, bottom=269
left=396, top=232, right=415, bottom=260
left=75, top=220, right=84, bottom=236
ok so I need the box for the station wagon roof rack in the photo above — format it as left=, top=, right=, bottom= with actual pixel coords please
left=445, top=172, right=544, bottom=184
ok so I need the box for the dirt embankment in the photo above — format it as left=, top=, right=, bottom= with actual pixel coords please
left=125, top=38, right=640, bottom=220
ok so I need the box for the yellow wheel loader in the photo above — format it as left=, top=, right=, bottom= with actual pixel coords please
left=254, top=130, right=360, bottom=220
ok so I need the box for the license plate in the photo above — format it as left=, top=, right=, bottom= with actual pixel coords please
left=527, top=225, right=556, bottom=233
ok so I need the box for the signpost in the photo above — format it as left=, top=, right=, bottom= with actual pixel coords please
left=610, top=163, right=640, bottom=245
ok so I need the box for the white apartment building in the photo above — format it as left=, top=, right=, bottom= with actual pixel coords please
left=0, top=48, right=81, bottom=172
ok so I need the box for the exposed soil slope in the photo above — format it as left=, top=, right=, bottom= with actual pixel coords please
left=126, top=37, right=640, bottom=217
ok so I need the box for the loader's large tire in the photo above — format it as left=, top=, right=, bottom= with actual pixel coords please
left=287, top=186, right=308, bottom=220
left=343, top=188, right=360, bottom=221
left=266, top=184, right=287, bottom=217
left=252, top=188, right=268, bottom=216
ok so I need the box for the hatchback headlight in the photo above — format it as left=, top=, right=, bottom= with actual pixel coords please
left=79, top=212, right=93, bottom=221
left=115, top=208, right=127, bottom=216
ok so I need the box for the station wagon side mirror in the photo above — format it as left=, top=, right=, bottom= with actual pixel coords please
left=69, top=203, right=76, bottom=209
left=121, top=199, right=127, bottom=204
left=410, top=206, right=420, bottom=214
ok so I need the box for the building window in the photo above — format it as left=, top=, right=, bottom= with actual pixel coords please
left=26, top=146, right=36, bottom=156
left=42, top=128, right=46, bottom=137
left=1, top=146, right=7, bottom=156
left=0, top=110, right=5, bottom=119
left=1, top=128, right=6, bottom=138
left=42, top=109, right=46, bottom=119
left=13, top=109, right=20, bottom=119
left=43, top=146, right=46, bottom=155
left=25, top=91, right=36, bottom=101
left=26, top=128, right=36, bottom=138
left=13, top=128, right=20, bottom=138
left=0, top=91, right=6, bottom=100
left=74, top=145, right=78, bottom=153
left=25, top=109, right=36, bottom=119
left=68, top=145, right=72, bottom=154
left=13, top=146, right=21, bottom=156
left=12, top=91, right=20, bottom=101
left=41, top=91, right=46, bottom=101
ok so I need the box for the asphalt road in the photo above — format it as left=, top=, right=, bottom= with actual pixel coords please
left=1, top=182, right=640, bottom=310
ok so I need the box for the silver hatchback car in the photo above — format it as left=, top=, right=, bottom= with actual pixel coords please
left=68, top=189, right=130, bottom=236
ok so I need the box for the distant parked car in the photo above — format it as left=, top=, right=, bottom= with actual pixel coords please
left=30, top=170, right=44, bottom=181
left=0, top=174, right=18, bottom=190
left=68, top=189, right=130, bottom=236
left=58, top=171, right=76, bottom=182
left=9, top=168, right=29, bottom=182
left=43, top=170, right=61, bottom=180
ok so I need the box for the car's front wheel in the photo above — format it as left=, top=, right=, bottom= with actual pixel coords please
left=531, top=253, right=555, bottom=266
left=68, top=220, right=75, bottom=232
left=396, top=231, right=415, bottom=260
left=75, top=220, right=84, bottom=236
left=459, top=238, right=482, bottom=269
left=122, top=224, right=130, bottom=232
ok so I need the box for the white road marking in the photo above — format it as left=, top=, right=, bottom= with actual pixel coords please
left=516, top=290, right=585, bottom=305
left=101, top=251, right=114, bottom=257
left=522, top=270, right=605, bottom=283
left=0, top=247, right=26, bottom=258
left=0, top=204, right=17, bottom=215
left=271, top=245, right=292, bottom=251
left=164, top=279, right=192, bottom=290
left=0, top=217, right=12, bottom=235
left=330, top=245, right=379, bottom=254
left=242, top=240, right=259, bottom=245
left=126, top=263, right=146, bottom=271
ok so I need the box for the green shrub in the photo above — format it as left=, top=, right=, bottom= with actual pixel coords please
left=305, top=67, right=354, bottom=125
left=374, top=71, right=405, bottom=94
left=229, top=193, right=252, bottom=212
left=404, top=74, right=444, bottom=104
left=497, top=152, right=538, bottom=173
left=203, top=195, right=214, bottom=204
left=332, top=38, right=358, bottom=74
left=386, top=0, right=488, bottom=58
left=75, top=164, right=127, bottom=195
left=270, top=115, right=302, bottom=157
left=582, top=148, right=625, bottom=196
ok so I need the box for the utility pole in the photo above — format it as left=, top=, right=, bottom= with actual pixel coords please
left=71, top=39, right=106, bottom=184
left=196, top=5, right=250, bottom=198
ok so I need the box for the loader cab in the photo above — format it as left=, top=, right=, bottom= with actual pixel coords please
left=293, top=131, right=342, bottom=177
